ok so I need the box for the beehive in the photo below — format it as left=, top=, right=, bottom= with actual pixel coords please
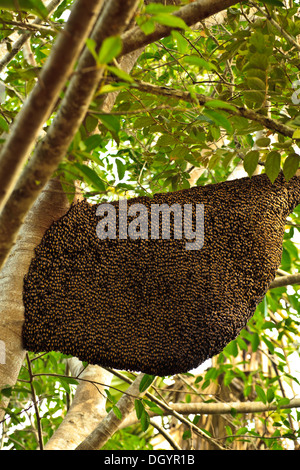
left=22, top=173, right=300, bottom=376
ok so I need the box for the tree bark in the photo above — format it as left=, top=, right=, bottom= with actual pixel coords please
left=0, top=179, right=69, bottom=422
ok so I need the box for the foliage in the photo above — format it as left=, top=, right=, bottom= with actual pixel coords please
left=1, top=0, right=300, bottom=450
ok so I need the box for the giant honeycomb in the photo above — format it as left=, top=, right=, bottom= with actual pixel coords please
left=22, top=173, right=300, bottom=376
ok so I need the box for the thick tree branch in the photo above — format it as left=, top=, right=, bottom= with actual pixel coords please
left=75, top=374, right=148, bottom=450
left=0, top=0, right=140, bottom=270
left=44, top=361, right=113, bottom=450
left=0, top=0, right=104, bottom=212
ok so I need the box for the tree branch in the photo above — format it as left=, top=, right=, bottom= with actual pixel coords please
left=0, top=0, right=63, bottom=74
left=75, top=374, right=149, bottom=450
left=105, top=369, right=226, bottom=450
left=131, top=80, right=295, bottom=138
left=168, top=398, right=300, bottom=416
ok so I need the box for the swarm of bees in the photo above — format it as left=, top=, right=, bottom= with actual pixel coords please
left=22, top=173, right=300, bottom=376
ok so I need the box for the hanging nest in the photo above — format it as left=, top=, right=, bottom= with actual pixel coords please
left=22, top=173, right=300, bottom=376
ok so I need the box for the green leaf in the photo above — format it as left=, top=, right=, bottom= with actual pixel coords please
left=0, top=116, right=9, bottom=132
left=247, top=76, right=266, bottom=91
left=156, top=134, right=177, bottom=147
left=255, top=385, right=267, bottom=404
left=85, top=114, right=99, bottom=134
left=204, top=109, right=232, bottom=133
left=243, top=150, right=259, bottom=177
left=283, top=153, right=300, bottom=181
left=277, top=397, right=290, bottom=407
left=145, top=4, right=179, bottom=14
left=265, top=150, right=281, bottom=183
left=244, top=90, right=265, bottom=108
left=267, top=388, right=275, bottom=403
left=255, top=137, right=271, bottom=147
left=170, top=145, right=189, bottom=159
left=138, top=19, right=156, bottom=35
left=85, top=38, right=100, bottom=65
left=139, top=374, right=155, bottom=393
left=182, top=429, right=191, bottom=440
left=171, top=30, right=188, bottom=54
left=115, top=158, right=126, bottom=180
left=236, top=426, right=248, bottom=436
left=105, top=389, right=116, bottom=405
left=1, top=386, right=12, bottom=398
left=260, top=0, right=284, bottom=6
left=224, top=340, right=238, bottom=357
left=59, top=379, right=71, bottom=394
left=98, top=36, right=122, bottom=64
left=143, top=399, right=164, bottom=416
left=292, top=129, right=300, bottom=139
left=262, top=336, right=275, bottom=354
